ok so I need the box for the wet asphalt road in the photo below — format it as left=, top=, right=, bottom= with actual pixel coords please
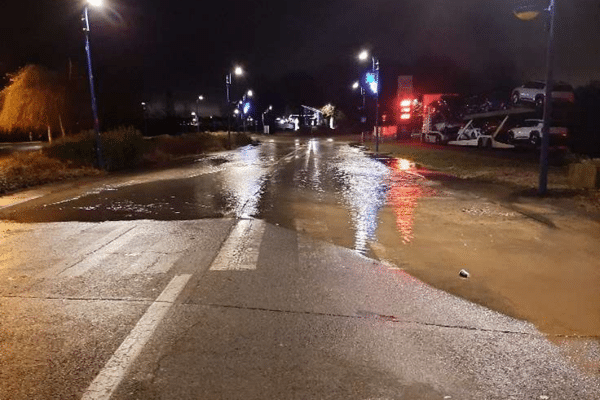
left=1, top=137, right=599, bottom=399
left=0, top=137, right=410, bottom=256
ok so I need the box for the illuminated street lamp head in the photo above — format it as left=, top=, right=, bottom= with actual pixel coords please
left=513, top=4, right=542, bottom=21
left=352, top=81, right=360, bottom=90
left=234, top=66, right=244, bottom=76
left=88, top=0, right=103, bottom=7
left=234, top=109, right=240, bottom=115
left=198, top=95, right=204, bottom=100
left=247, top=90, right=254, bottom=97
left=358, top=50, right=369, bottom=61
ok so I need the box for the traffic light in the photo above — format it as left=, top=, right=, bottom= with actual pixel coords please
left=243, top=102, right=251, bottom=115
left=399, top=99, right=413, bottom=123
left=365, top=72, right=379, bottom=95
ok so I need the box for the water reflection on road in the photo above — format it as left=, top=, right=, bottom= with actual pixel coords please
left=216, top=142, right=279, bottom=218
left=0, top=138, right=436, bottom=252
left=332, top=146, right=390, bottom=254
left=386, top=158, right=433, bottom=244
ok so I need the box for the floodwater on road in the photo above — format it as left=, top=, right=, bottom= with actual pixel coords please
left=1, top=136, right=599, bottom=341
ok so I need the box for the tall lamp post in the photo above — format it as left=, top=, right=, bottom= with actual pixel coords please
left=226, top=66, right=244, bottom=147
left=141, top=102, right=148, bottom=136
left=196, top=95, right=204, bottom=133
left=262, top=105, right=273, bottom=134
left=352, top=81, right=367, bottom=143
left=83, top=0, right=104, bottom=169
left=514, top=0, right=556, bottom=195
left=358, top=50, right=380, bottom=153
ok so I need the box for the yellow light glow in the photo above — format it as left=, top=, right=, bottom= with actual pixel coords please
left=358, top=50, right=369, bottom=61
left=88, top=0, right=103, bottom=7
left=234, top=66, right=244, bottom=76
left=513, top=10, right=540, bottom=21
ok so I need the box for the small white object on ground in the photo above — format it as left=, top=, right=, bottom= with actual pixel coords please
left=459, top=269, right=470, bottom=278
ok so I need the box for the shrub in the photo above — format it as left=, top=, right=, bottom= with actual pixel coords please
left=0, top=152, right=100, bottom=194
left=102, top=126, right=145, bottom=171
left=43, top=126, right=145, bottom=171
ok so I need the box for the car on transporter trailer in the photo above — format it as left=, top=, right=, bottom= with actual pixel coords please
left=511, top=81, right=575, bottom=108
left=506, top=119, right=568, bottom=146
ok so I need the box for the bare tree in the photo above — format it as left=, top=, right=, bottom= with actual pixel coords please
left=0, top=65, right=67, bottom=142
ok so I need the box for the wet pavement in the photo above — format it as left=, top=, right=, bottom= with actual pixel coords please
left=1, top=136, right=600, bottom=398
left=0, top=138, right=435, bottom=257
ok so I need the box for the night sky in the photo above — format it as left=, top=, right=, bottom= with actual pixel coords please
left=1, top=0, right=600, bottom=120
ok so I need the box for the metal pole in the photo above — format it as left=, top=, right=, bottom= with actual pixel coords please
left=539, top=0, right=556, bottom=195
left=373, top=57, right=380, bottom=154
left=226, top=73, right=231, bottom=147
left=83, top=6, right=104, bottom=169
left=141, top=102, right=148, bottom=136
left=196, top=99, right=200, bottom=133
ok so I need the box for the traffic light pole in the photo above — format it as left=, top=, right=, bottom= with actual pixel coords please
left=373, top=57, right=380, bottom=154
left=226, top=73, right=232, bottom=148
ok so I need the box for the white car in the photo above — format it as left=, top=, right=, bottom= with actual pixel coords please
left=511, top=81, right=574, bottom=107
left=507, top=119, right=568, bottom=145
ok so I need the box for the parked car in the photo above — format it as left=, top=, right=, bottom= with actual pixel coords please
left=511, top=81, right=575, bottom=108
left=507, top=119, right=568, bottom=146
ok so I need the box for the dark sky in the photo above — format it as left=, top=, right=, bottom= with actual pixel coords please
left=1, top=0, right=599, bottom=119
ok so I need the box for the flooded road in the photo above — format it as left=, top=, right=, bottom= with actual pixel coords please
left=2, top=136, right=600, bottom=398
left=1, top=137, right=435, bottom=258
left=2, top=136, right=600, bottom=339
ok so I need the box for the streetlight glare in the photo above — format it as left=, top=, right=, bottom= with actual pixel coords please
left=198, top=95, right=204, bottom=100
left=88, top=0, right=103, bottom=7
left=358, top=50, right=369, bottom=61
left=234, top=66, right=244, bottom=76
left=352, top=81, right=360, bottom=89
left=247, top=90, right=254, bottom=97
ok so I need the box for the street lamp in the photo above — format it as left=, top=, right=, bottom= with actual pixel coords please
left=514, top=0, right=556, bottom=195
left=262, top=105, right=273, bottom=134
left=196, top=95, right=204, bottom=132
left=83, top=0, right=104, bottom=169
left=352, top=81, right=367, bottom=142
left=141, top=102, right=148, bottom=136
left=226, top=66, right=244, bottom=145
left=358, top=50, right=380, bottom=153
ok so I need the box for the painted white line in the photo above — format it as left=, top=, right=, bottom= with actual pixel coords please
left=59, top=226, right=139, bottom=277
left=209, top=219, right=265, bottom=271
left=37, top=225, right=135, bottom=279
left=81, top=274, right=192, bottom=400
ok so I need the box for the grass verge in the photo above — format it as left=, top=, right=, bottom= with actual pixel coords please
left=0, top=130, right=256, bottom=195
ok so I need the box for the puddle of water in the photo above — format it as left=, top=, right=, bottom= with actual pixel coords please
left=386, top=158, right=437, bottom=244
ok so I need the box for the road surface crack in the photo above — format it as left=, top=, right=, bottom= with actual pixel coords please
left=196, top=302, right=544, bottom=337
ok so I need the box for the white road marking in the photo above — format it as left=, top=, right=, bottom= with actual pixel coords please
left=38, top=224, right=135, bottom=279
left=209, top=219, right=265, bottom=271
left=59, top=226, right=140, bottom=277
left=81, top=274, right=192, bottom=400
